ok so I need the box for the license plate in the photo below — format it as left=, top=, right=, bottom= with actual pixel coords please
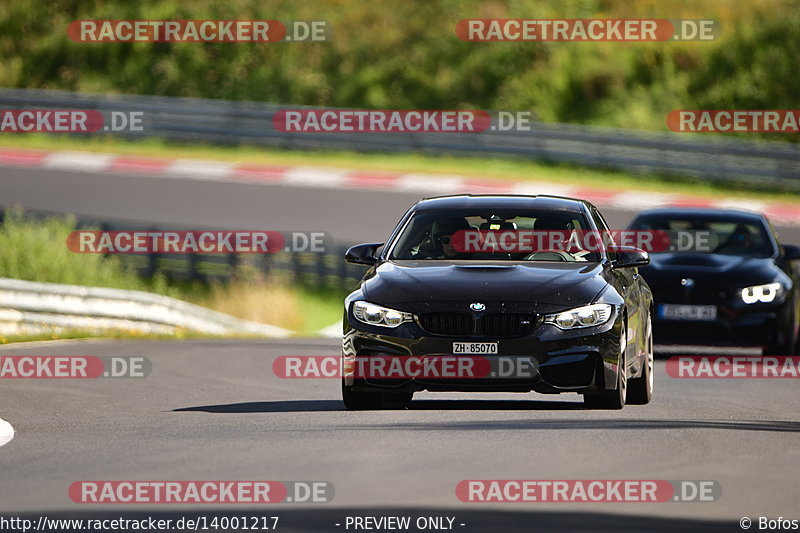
left=658, top=304, right=717, bottom=321
left=453, top=342, right=498, bottom=355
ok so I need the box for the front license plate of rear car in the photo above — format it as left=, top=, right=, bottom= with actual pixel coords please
left=453, top=342, right=498, bottom=355
left=658, top=304, right=717, bottom=321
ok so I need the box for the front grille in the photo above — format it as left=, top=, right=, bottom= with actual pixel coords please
left=417, top=313, right=473, bottom=336
left=482, top=313, right=538, bottom=337
left=650, top=285, right=728, bottom=305
left=416, top=312, right=538, bottom=337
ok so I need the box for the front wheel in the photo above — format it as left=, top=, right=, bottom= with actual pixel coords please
left=342, top=379, right=384, bottom=410
left=765, top=304, right=798, bottom=356
left=627, top=314, right=654, bottom=405
left=764, top=326, right=797, bottom=356
left=584, top=319, right=627, bottom=410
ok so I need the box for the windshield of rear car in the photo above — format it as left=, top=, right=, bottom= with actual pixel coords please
left=630, top=215, right=777, bottom=258
left=388, top=209, right=601, bottom=262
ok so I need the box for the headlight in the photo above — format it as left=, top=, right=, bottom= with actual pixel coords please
left=544, top=304, right=613, bottom=330
left=741, top=283, right=783, bottom=304
left=352, top=301, right=413, bottom=328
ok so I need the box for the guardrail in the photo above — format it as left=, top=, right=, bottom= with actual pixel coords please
left=0, top=209, right=369, bottom=292
left=1, top=88, right=799, bottom=189
left=0, top=277, right=292, bottom=338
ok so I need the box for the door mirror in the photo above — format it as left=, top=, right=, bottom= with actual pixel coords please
left=783, top=244, right=800, bottom=260
left=345, top=243, right=384, bottom=266
left=612, top=247, right=650, bottom=268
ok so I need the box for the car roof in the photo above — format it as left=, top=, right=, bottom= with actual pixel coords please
left=633, top=207, right=767, bottom=223
left=413, top=194, right=590, bottom=213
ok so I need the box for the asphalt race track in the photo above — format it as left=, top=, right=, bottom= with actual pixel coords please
left=5, top=165, right=800, bottom=244
left=0, top=338, right=798, bottom=532
left=1, top=166, right=800, bottom=532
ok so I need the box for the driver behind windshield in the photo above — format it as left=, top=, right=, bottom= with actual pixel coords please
left=529, top=214, right=591, bottom=261
left=716, top=223, right=755, bottom=255
left=416, top=218, right=472, bottom=259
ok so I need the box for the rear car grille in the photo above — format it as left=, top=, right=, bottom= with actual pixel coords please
left=417, top=313, right=473, bottom=336
left=416, top=312, right=538, bottom=338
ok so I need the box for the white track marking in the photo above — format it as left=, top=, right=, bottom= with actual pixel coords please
left=396, top=174, right=465, bottom=194
left=511, top=182, right=575, bottom=197
left=165, top=160, right=235, bottom=180
left=611, top=191, right=678, bottom=210
left=44, top=151, right=114, bottom=172
left=282, top=166, right=349, bottom=188
left=0, top=418, right=14, bottom=447
left=713, top=199, right=768, bottom=213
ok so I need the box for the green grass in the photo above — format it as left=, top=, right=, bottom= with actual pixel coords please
left=0, top=208, right=178, bottom=295
left=0, top=329, right=223, bottom=345
left=3, top=134, right=800, bottom=203
left=0, top=210, right=346, bottom=342
left=295, top=286, right=346, bottom=333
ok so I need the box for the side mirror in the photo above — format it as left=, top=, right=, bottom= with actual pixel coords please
left=783, top=244, right=800, bottom=260
left=345, top=243, right=384, bottom=266
left=612, top=247, right=650, bottom=268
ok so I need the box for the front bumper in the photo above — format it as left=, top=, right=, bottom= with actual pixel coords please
left=652, top=302, right=786, bottom=346
left=342, top=313, right=624, bottom=395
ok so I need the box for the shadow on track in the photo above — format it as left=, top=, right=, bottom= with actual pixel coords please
left=172, top=398, right=585, bottom=414
left=172, top=400, right=800, bottom=433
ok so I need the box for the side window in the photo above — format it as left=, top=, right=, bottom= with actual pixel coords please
left=590, top=207, right=617, bottom=261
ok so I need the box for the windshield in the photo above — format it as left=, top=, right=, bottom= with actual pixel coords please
left=389, top=209, right=600, bottom=262
left=630, top=215, right=776, bottom=258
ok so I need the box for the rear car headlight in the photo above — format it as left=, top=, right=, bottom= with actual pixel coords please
left=352, top=301, right=413, bottom=328
left=741, top=282, right=783, bottom=304
left=544, top=304, right=612, bottom=330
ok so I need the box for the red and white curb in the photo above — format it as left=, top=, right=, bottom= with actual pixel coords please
left=2, top=147, right=799, bottom=225
left=0, top=417, right=14, bottom=447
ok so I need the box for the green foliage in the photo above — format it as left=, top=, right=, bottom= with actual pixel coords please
left=0, top=210, right=346, bottom=335
left=0, top=208, right=176, bottom=295
left=0, top=0, right=796, bottom=139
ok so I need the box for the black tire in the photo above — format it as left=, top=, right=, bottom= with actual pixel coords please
left=342, top=380, right=384, bottom=410
left=764, top=323, right=797, bottom=356
left=627, top=314, right=653, bottom=405
left=584, top=319, right=627, bottom=410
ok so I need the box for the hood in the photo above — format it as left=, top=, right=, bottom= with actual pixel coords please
left=361, top=260, right=608, bottom=313
left=641, top=253, right=779, bottom=287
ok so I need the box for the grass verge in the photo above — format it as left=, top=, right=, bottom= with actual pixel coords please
left=0, top=210, right=346, bottom=343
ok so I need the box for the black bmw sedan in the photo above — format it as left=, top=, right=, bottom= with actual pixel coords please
left=628, top=207, right=800, bottom=354
left=341, top=195, right=654, bottom=410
